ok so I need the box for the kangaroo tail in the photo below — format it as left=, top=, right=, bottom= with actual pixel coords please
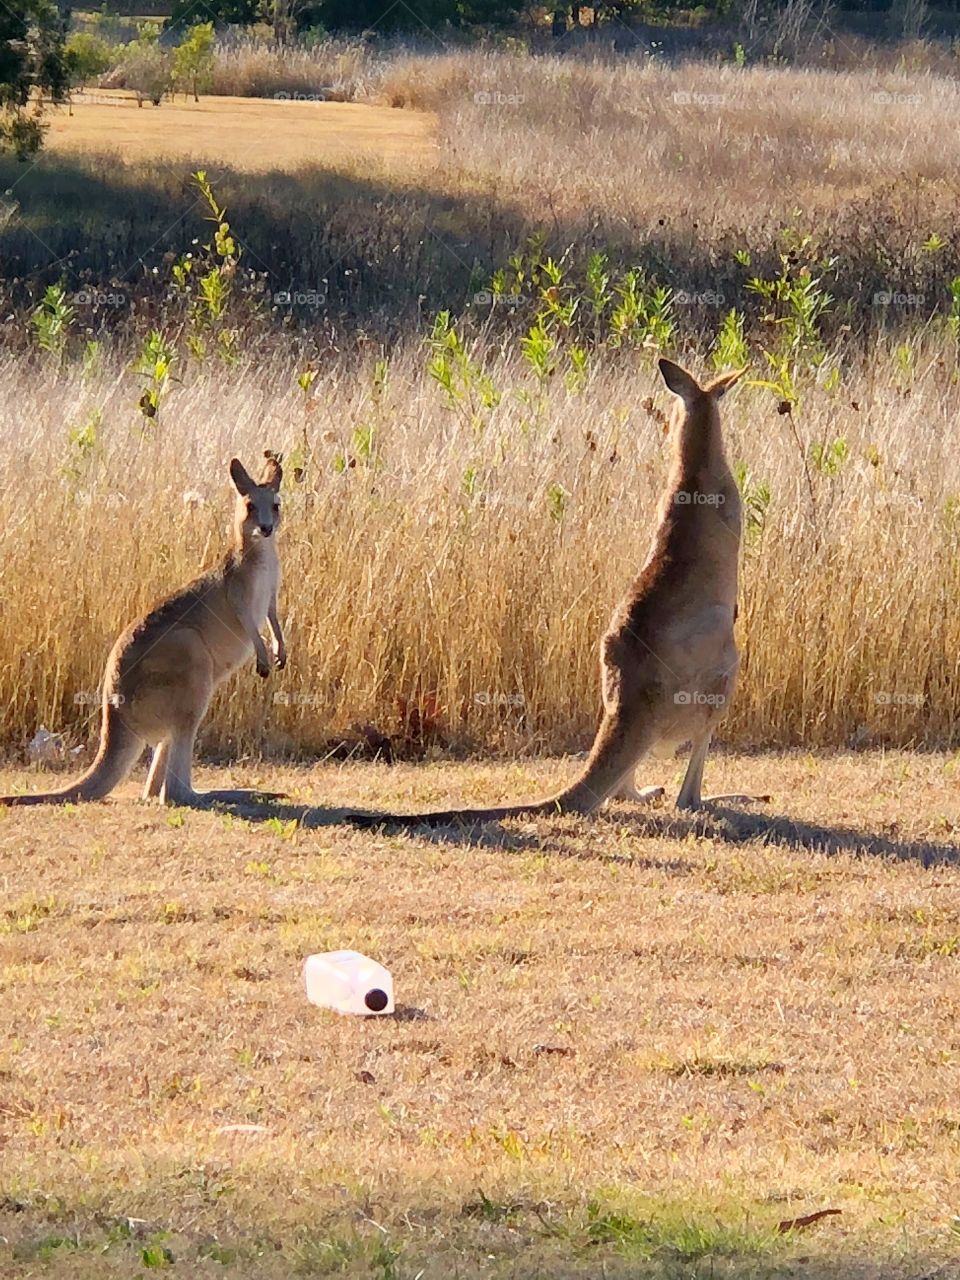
left=0, top=701, right=143, bottom=806
left=346, top=713, right=648, bottom=829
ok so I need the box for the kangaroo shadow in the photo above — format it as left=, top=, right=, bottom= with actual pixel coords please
left=306, top=800, right=960, bottom=869
left=225, top=796, right=577, bottom=852
left=596, top=803, right=960, bottom=868
left=221, top=794, right=694, bottom=870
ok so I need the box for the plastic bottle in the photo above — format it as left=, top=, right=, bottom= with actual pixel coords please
left=303, top=950, right=394, bottom=1016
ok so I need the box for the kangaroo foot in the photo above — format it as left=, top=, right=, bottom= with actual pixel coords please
left=159, top=788, right=287, bottom=810
left=609, top=783, right=665, bottom=804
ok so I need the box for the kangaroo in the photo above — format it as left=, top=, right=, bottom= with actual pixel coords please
left=348, top=358, right=764, bottom=829
left=1, top=454, right=285, bottom=809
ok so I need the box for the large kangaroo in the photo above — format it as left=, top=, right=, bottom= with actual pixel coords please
left=1, top=454, right=285, bottom=808
left=348, top=359, right=762, bottom=828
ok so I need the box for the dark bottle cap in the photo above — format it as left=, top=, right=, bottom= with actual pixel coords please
left=365, top=988, right=388, bottom=1012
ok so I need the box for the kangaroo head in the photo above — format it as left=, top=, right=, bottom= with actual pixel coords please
left=658, top=359, right=745, bottom=481
left=658, top=357, right=745, bottom=422
left=230, top=453, right=283, bottom=542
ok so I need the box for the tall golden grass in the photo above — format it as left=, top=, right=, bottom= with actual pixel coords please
left=3, top=333, right=958, bottom=760
left=7, top=51, right=960, bottom=759
left=196, top=31, right=960, bottom=106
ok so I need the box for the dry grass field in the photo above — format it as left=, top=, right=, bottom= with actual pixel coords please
left=48, top=91, right=437, bottom=171
left=2, top=752, right=960, bottom=1279
left=4, top=42, right=960, bottom=1280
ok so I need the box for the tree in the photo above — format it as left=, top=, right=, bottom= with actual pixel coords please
left=167, top=0, right=259, bottom=31
left=172, top=22, right=215, bottom=102
left=312, top=0, right=522, bottom=32
left=118, top=22, right=171, bottom=107
left=64, top=31, right=114, bottom=90
left=0, top=0, right=69, bottom=158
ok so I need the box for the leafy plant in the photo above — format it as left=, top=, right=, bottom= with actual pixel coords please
left=30, top=284, right=74, bottom=358
left=810, top=437, right=848, bottom=478
left=546, top=481, right=567, bottom=522
left=426, top=311, right=500, bottom=433
left=747, top=244, right=833, bottom=366
left=608, top=269, right=673, bottom=349
left=712, top=308, right=749, bottom=370
left=521, top=314, right=557, bottom=385
left=947, top=276, right=960, bottom=337
left=185, top=170, right=241, bottom=360
left=734, top=461, right=771, bottom=547
left=134, top=329, right=176, bottom=425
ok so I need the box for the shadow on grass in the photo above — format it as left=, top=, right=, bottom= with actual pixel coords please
left=0, top=146, right=937, bottom=344
left=652, top=803, right=960, bottom=868
left=293, top=796, right=960, bottom=868
left=221, top=792, right=696, bottom=869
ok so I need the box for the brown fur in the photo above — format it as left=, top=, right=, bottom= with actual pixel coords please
left=2, top=453, right=286, bottom=808
left=348, top=359, right=754, bottom=829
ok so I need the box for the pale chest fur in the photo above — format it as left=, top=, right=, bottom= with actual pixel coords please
left=237, top=554, right=277, bottom=628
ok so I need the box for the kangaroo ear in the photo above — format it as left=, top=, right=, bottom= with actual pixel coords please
left=704, top=367, right=746, bottom=400
left=261, top=450, right=283, bottom=490
left=658, top=358, right=703, bottom=404
left=229, top=458, right=253, bottom=496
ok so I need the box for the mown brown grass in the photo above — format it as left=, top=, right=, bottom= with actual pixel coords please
left=49, top=90, right=436, bottom=171
left=2, top=752, right=959, bottom=1277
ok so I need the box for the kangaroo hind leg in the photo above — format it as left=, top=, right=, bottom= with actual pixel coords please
left=676, top=732, right=769, bottom=810
left=143, top=742, right=169, bottom=800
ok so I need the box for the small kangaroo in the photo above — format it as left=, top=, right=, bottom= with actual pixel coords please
left=348, top=358, right=763, bottom=828
left=1, top=454, right=285, bottom=808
